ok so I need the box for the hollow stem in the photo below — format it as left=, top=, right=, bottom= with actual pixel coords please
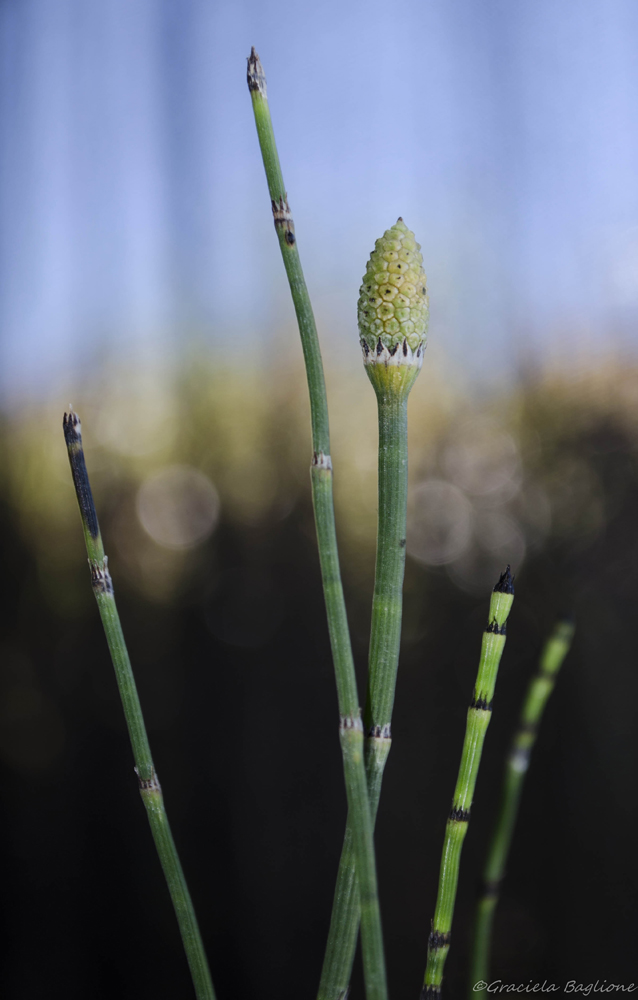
left=63, top=412, right=215, bottom=1000
left=247, top=49, right=387, bottom=1000
left=421, top=568, right=515, bottom=1000
left=469, top=619, right=574, bottom=996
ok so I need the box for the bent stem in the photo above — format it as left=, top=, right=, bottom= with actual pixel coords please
left=469, top=619, right=574, bottom=996
left=63, top=412, right=215, bottom=1000
left=247, top=49, right=387, bottom=1000
left=422, top=568, right=515, bottom=1000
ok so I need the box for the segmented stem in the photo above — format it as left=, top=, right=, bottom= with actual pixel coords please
left=319, top=363, right=420, bottom=999
left=469, top=619, right=574, bottom=995
left=422, top=568, right=515, bottom=1000
left=247, top=49, right=387, bottom=1000
left=63, top=412, right=215, bottom=1000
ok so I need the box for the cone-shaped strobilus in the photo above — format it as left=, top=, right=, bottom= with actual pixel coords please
left=318, top=219, right=429, bottom=1000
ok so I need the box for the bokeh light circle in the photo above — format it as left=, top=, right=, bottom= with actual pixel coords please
left=136, top=465, right=220, bottom=550
left=442, top=418, right=521, bottom=500
left=408, top=480, right=473, bottom=565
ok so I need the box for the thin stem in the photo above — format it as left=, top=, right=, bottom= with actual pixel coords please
left=421, top=568, right=515, bottom=1000
left=247, top=49, right=387, bottom=1000
left=63, top=412, right=215, bottom=1000
left=366, top=393, right=410, bottom=730
left=319, top=376, right=416, bottom=999
left=469, top=619, right=574, bottom=996
left=319, top=731, right=391, bottom=1000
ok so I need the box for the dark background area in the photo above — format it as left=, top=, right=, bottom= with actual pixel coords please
left=0, top=366, right=636, bottom=998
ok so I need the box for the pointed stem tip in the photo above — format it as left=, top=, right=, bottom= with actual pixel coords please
left=247, top=47, right=267, bottom=97
left=62, top=410, right=82, bottom=447
left=493, top=565, right=515, bottom=595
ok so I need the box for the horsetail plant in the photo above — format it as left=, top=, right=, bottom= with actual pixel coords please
left=422, top=568, right=515, bottom=1000
left=469, top=618, right=575, bottom=995
left=62, top=412, right=215, bottom=1000
left=247, top=48, right=388, bottom=1000
left=318, top=220, right=429, bottom=999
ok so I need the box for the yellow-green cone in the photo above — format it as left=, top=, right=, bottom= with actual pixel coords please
left=358, top=218, right=429, bottom=371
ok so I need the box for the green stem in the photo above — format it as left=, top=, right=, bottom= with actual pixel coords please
left=422, top=568, right=515, bottom=1000
left=63, top=412, right=215, bottom=1000
left=319, top=733, right=391, bottom=1000
left=319, top=366, right=419, bottom=999
left=469, top=619, right=574, bottom=996
left=367, top=393, right=410, bottom=730
left=247, top=49, right=387, bottom=1000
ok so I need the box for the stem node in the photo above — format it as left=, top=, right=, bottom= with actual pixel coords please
left=89, top=558, right=113, bottom=594
left=135, top=767, right=162, bottom=793
left=312, top=451, right=333, bottom=471
left=64, top=412, right=216, bottom=1000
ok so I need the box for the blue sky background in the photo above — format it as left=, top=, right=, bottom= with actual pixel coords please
left=1, top=0, right=638, bottom=401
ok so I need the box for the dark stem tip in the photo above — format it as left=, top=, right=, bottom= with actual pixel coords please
left=247, top=46, right=267, bottom=96
left=493, top=563, right=514, bottom=595
left=62, top=410, right=82, bottom=446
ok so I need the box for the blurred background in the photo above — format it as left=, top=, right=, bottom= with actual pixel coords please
left=1, top=0, right=637, bottom=997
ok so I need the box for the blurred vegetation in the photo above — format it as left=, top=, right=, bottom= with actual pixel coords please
left=1, top=349, right=637, bottom=997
